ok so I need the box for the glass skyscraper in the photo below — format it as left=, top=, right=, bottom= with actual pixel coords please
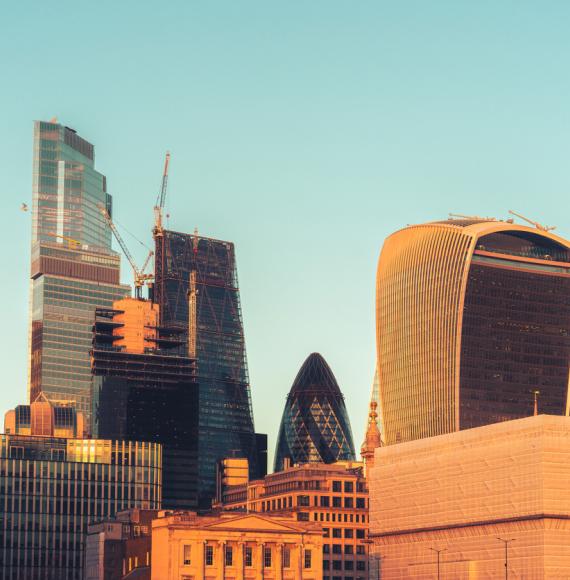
left=29, top=121, right=129, bottom=432
left=375, top=218, right=570, bottom=445
left=274, top=352, right=356, bottom=472
left=154, top=229, right=266, bottom=506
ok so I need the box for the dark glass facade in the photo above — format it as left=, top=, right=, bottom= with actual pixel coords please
left=274, top=353, right=356, bottom=472
left=92, top=305, right=199, bottom=510
left=460, top=231, right=570, bottom=428
left=0, top=435, right=161, bottom=580
left=154, top=230, right=266, bottom=506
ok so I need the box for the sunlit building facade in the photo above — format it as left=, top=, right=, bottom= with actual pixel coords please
left=274, top=353, right=356, bottom=472
left=369, top=415, right=570, bottom=578
left=29, top=120, right=129, bottom=432
left=375, top=218, right=570, bottom=445
left=0, top=398, right=161, bottom=580
left=151, top=511, right=323, bottom=580
left=216, top=461, right=370, bottom=580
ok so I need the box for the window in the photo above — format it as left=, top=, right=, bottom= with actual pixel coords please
left=324, top=560, right=330, bottom=570
left=356, top=482, right=365, bottom=492
left=297, top=495, right=310, bottom=506
left=345, top=529, right=353, bottom=539
left=333, top=560, right=342, bottom=570
left=304, top=549, right=312, bottom=569
left=345, top=545, right=353, bottom=554
left=283, top=547, right=291, bottom=568
left=345, top=560, right=354, bottom=570
left=356, top=529, right=365, bottom=539
left=225, top=546, right=233, bottom=567
left=323, top=544, right=330, bottom=554
left=320, top=496, right=330, bottom=507
left=332, top=528, right=342, bottom=538
left=332, top=497, right=342, bottom=508
left=245, top=547, right=253, bottom=567
left=356, top=545, right=365, bottom=555
left=183, top=545, right=191, bottom=566
left=323, top=528, right=330, bottom=538
left=332, top=481, right=342, bottom=492
left=357, top=561, right=366, bottom=571
left=344, top=481, right=354, bottom=493
left=264, top=547, right=272, bottom=568
left=356, top=498, right=365, bottom=509
left=332, top=544, right=342, bottom=554
left=344, top=497, right=353, bottom=508
left=205, top=545, right=214, bottom=566
left=297, top=512, right=309, bottom=521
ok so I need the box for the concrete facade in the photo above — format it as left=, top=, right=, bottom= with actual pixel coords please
left=369, top=415, right=570, bottom=579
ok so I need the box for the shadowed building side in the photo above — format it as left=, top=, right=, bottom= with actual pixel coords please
left=274, top=352, right=356, bottom=472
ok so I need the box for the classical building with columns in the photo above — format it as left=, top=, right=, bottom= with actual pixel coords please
left=150, top=511, right=323, bottom=580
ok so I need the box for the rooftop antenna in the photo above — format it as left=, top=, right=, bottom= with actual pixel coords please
left=508, top=210, right=556, bottom=232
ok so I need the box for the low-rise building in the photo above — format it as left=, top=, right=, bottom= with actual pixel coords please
left=85, top=509, right=158, bottom=580
left=369, top=415, right=570, bottom=579
left=216, top=461, right=369, bottom=580
left=151, top=511, right=323, bottom=580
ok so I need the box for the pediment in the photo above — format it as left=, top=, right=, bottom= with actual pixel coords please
left=204, top=514, right=306, bottom=533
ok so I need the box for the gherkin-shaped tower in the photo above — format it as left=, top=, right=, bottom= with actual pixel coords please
left=274, top=353, right=356, bottom=472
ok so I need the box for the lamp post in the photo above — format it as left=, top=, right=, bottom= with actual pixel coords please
left=428, top=548, right=446, bottom=580
left=496, top=538, right=515, bottom=579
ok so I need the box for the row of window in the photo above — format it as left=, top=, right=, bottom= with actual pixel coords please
left=324, top=559, right=367, bottom=571
left=183, top=544, right=312, bottom=569
left=324, top=544, right=366, bottom=556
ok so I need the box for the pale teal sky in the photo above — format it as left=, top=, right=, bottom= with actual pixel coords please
left=1, top=1, right=570, bottom=465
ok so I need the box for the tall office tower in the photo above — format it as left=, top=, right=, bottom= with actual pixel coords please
left=375, top=218, right=570, bottom=445
left=29, top=120, right=129, bottom=432
left=1, top=397, right=161, bottom=580
left=92, top=297, right=199, bottom=509
left=274, top=353, right=356, bottom=472
left=153, top=229, right=266, bottom=506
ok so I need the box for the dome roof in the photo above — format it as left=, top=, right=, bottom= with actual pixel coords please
left=274, top=353, right=356, bottom=472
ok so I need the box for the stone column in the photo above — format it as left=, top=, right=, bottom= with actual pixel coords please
left=199, top=540, right=207, bottom=580
left=237, top=541, right=245, bottom=580
left=256, top=542, right=265, bottom=580
left=297, top=543, right=304, bottom=580
left=217, top=541, right=226, bottom=580
left=275, top=543, right=284, bottom=580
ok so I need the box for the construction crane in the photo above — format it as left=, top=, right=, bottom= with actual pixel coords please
left=508, top=210, right=556, bottom=232
left=153, top=151, right=171, bottom=237
left=448, top=213, right=496, bottom=221
left=46, top=232, right=82, bottom=248
left=99, top=206, right=154, bottom=299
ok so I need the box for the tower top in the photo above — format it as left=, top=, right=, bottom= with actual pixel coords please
left=361, top=401, right=382, bottom=459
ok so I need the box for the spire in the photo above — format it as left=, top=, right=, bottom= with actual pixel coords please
left=361, top=401, right=382, bottom=472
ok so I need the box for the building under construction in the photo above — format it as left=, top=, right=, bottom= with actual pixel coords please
left=154, top=229, right=267, bottom=507
left=91, top=297, right=199, bottom=509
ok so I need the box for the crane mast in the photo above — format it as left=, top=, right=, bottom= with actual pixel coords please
left=153, top=151, right=171, bottom=237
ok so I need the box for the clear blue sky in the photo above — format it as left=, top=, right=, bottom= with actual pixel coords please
left=2, top=1, right=570, bottom=466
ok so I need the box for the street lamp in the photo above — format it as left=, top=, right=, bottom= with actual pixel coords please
left=428, top=547, right=446, bottom=580
left=496, top=537, right=515, bottom=579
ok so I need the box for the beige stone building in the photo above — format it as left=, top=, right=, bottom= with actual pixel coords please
left=369, top=415, right=570, bottom=579
left=216, top=461, right=369, bottom=580
left=151, top=511, right=323, bottom=580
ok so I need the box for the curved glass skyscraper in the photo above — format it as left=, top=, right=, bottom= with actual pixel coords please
left=375, top=218, right=570, bottom=445
left=274, top=353, right=356, bottom=472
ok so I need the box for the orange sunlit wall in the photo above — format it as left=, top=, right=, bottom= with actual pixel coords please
left=112, top=298, right=159, bottom=354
